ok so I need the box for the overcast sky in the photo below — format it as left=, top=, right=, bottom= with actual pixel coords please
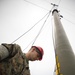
left=0, top=0, right=75, bottom=75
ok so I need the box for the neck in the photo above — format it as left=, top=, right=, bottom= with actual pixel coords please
left=25, top=53, right=30, bottom=60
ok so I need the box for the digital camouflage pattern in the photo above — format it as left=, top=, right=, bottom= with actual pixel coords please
left=0, top=43, right=30, bottom=75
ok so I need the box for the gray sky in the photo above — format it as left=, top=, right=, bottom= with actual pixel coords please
left=0, top=0, right=75, bottom=75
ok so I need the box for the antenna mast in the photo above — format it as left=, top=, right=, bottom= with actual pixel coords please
left=52, top=4, right=75, bottom=75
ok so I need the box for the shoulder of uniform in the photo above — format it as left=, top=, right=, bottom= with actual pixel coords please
left=2, top=43, right=22, bottom=57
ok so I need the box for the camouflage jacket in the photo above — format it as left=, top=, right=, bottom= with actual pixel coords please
left=0, top=43, right=30, bottom=75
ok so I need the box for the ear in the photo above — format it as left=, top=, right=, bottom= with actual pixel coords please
left=31, top=47, right=35, bottom=52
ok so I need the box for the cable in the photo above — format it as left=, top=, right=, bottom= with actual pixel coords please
left=31, top=10, right=51, bottom=46
left=22, top=6, right=56, bottom=50
left=51, top=17, right=55, bottom=50
left=31, top=5, right=55, bottom=46
left=23, top=10, right=52, bottom=51
left=58, top=0, right=62, bottom=6
left=63, top=17, right=75, bottom=26
left=23, top=39, right=34, bottom=51
left=24, top=0, right=49, bottom=11
left=59, top=4, right=75, bottom=12
left=11, top=11, right=50, bottom=43
left=43, top=0, right=51, bottom=4
left=60, top=8, right=75, bottom=17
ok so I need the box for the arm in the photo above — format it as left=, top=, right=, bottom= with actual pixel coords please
left=0, top=45, right=9, bottom=61
left=1, top=43, right=22, bottom=60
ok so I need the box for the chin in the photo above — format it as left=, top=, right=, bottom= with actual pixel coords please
left=30, top=59, right=35, bottom=61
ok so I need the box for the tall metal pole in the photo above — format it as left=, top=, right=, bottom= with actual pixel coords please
left=52, top=9, right=75, bottom=75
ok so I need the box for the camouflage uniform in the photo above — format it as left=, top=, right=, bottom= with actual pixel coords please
left=0, top=43, right=30, bottom=75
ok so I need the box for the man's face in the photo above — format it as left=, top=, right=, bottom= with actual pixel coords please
left=30, top=47, right=41, bottom=61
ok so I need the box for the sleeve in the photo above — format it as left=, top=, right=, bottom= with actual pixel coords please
left=1, top=43, right=22, bottom=59
left=0, top=45, right=9, bottom=61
